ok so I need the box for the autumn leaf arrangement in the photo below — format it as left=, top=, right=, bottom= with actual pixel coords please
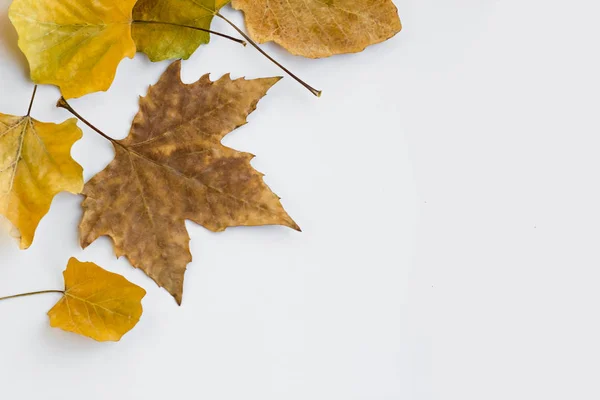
left=0, top=0, right=402, bottom=341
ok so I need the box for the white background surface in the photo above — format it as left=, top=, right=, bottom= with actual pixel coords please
left=0, top=1, right=599, bottom=399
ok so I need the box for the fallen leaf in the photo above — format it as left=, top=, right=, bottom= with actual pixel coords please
left=71, top=61, right=298, bottom=304
left=132, top=0, right=229, bottom=61
left=48, top=258, right=146, bottom=342
left=231, top=0, right=402, bottom=58
left=9, top=0, right=137, bottom=98
left=0, top=110, right=83, bottom=249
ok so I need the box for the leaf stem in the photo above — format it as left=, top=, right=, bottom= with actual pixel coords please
left=215, top=12, right=322, bottom=98
left=57, top=97, right=122, bottom=148
left=0, top=290, right=63, bottom=302
left=26, top=85, right=37, bottom=117
left=132, top=20, right=247, bottom=47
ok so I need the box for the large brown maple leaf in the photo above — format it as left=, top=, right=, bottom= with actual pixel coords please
left=72, top=61, right=299, bottom=304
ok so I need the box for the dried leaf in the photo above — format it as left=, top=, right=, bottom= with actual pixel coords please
left=48, top=258, right=146, bottom=342
left=0, top=112, right=83, bottom=249
left=9, top=0, right=137, bottom=98
left=75, top=61, right=298, bottom=304
left=132, top=0, right=229, bottom=61
left=231, top=0, right=402, bottom=58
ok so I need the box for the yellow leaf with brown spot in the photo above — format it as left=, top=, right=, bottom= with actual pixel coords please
left=48, top=258, right=146, bottom=342
left=0, top=110, right=83, bottom=249
left=70, top=61, right=298, bottom=304
left=9, top=0, right=137, bottom=99
left=231, top=0, right=402, bottom=58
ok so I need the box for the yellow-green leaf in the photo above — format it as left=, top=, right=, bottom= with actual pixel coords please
left=0, top=112, right=83, bottom=249
left=48, top=258, right=146, bottom=342
left=132, top=0, right=230, bottom=61
left=8, top=0, right=137, bottom=99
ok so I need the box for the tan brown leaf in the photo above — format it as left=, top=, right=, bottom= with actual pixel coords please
left=74, top=61, right=298, bottom=304
left=231, top=0, right=402, bottom=58
left=48, top=258, right=146, bottom=342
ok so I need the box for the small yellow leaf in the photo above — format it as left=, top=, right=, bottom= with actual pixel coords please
left=0, top=113, right=83, bottom=249
left=8, top=0, right=137, bottom=98
left=48, top=258, right=146, bottom=342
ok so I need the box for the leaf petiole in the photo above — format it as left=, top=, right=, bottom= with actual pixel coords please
left=132, top=20, right=247, bottom=47
left=215, top=12, right=322, bottom=97
left=57, top=97, right=122, bottom=148
left=0, top=290, right=64, bottom=302
left=26, top=85, right=37, bottom=117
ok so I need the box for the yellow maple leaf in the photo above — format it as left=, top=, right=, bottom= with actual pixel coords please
left=9, top=0, right=137, bottom=99
left=48, top=258, right=146, bottom=342
left=0, top=97, right=83, bottom=249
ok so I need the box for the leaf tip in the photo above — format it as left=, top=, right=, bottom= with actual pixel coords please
left=290, top=221, right=302, bottom=232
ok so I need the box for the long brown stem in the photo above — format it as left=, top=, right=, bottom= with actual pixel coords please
left=132, top=20, right=246, bottom=47
left=26, top=85, right=37, bottom=117
left=0, top=290, right=63, bottom=302
left=57, top=98, right=123, bottom=149
left=216, top=12, right=322, bottom=97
